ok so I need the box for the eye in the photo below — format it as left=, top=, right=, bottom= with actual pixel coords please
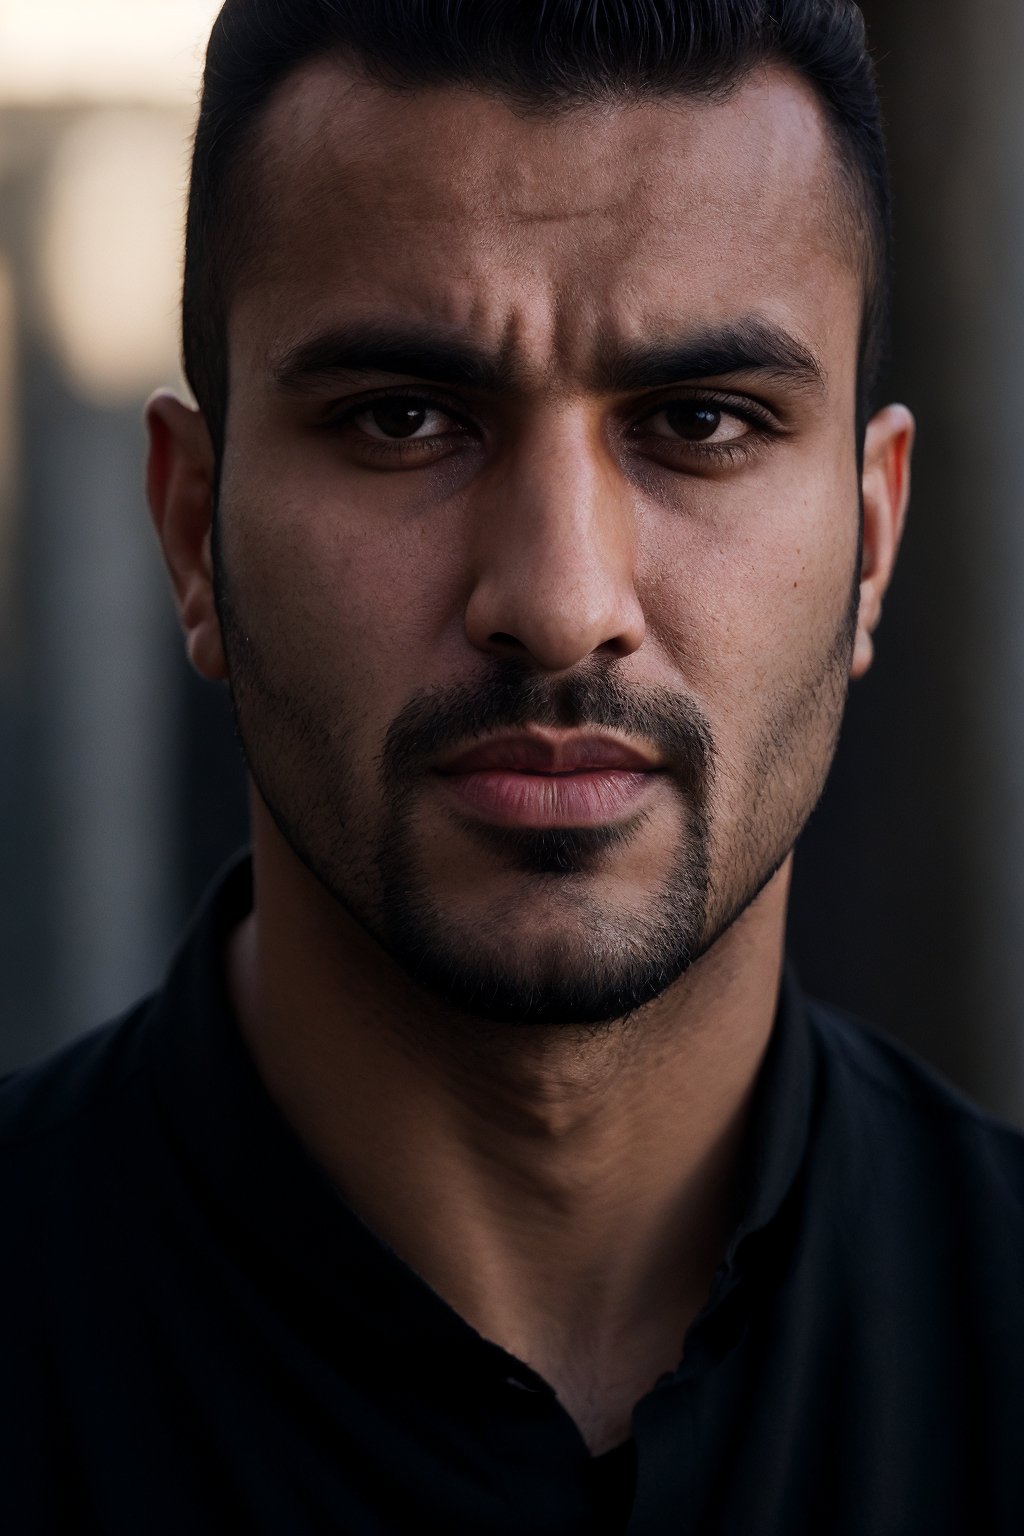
left=642, top=401, right=750, bottom=445
left=353, top=398, right=459, bottom=441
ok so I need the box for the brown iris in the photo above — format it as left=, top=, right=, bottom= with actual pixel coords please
left=664, top=403, right=722, bottom=441
left=369, top=401, right=429, bottom=438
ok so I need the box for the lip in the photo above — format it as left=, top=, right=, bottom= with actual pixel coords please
left=436, top=732, right=662, bottom=776
left=434, top=732, right=663, bottom=828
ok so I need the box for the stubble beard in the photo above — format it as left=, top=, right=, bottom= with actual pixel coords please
left=366, top=669, right=717, bottom=1026
left=213, top=540, right=857, bottom=1031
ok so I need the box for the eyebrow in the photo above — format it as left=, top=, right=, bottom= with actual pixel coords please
left=269, top=315, right=825, bottom=398
left=270, top=322, right=521, bottom=395
left=592, top=317, right=826, bottom=395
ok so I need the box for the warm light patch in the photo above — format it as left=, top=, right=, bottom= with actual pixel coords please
left=0, top=255, right=16, bottom=652
left=0, top=0, right=221, bottom=103
left=41, top=110, right=188, bottom=403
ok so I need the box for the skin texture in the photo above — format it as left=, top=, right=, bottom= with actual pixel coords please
left=146, top=58, right=913, bottom=1454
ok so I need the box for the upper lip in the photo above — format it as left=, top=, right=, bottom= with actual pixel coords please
left=436, top=732, right=663, bottom=775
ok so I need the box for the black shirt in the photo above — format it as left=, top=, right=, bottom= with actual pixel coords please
left=3, top=857, right=1023, bottom=1534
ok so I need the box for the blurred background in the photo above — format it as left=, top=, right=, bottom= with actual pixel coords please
left=2, top=1, right=1023, bottom=1126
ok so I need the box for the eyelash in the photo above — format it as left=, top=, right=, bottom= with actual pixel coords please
left=322, top=386, right=781, bottom=469
left=325, top=390, right=471, bottom=465
left=631, top=390, right=779, bottom=468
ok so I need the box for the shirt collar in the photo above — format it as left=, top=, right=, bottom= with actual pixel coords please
left=147, top=853, right=506, bottom=1373
left=725, top=960, right=817, bottom=1266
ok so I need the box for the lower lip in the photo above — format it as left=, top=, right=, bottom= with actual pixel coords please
left=436, top=769, right=659, bottom=827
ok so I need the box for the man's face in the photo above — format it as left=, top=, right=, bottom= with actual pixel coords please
left=213, top=61, right=869, bottom=1025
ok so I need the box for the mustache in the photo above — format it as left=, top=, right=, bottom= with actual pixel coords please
left=380, top=661, right=716, bottom=799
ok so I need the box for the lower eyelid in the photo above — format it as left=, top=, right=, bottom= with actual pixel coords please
left=346, top=432, right=472, bottom=466
left=628, top=431, right=770, bottom=471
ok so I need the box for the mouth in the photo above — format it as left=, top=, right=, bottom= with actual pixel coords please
left=434, top=731, right=664, bottom=828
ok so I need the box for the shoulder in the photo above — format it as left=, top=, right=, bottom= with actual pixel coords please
left=0, top=1000, right=155, bottom=1136
left=0, top=1000, right=158, bottom=1204
left=0, top=1004, right=172, bottom=1479
left=806, top=995, right=1024, bottom=1217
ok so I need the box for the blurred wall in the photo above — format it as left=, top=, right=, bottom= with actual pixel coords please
left=2, top=3, right=1024, bottom=1126
left=0, top=6, right=245, bottom=1072
left=791, top=0, right=1024, bottom=1124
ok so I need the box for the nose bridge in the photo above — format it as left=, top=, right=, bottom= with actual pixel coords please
left=463, top=407, right=646, bottom=671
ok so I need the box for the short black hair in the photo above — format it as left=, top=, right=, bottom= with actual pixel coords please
left=183, top=0, right=890, bottom=461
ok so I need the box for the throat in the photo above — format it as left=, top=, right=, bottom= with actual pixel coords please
left=227, top=839, right=783, bottom=1459
left=499, top=1304, right=699, bottom=1456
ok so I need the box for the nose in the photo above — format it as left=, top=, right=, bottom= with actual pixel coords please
left=463, top=413, right=646, bottom=671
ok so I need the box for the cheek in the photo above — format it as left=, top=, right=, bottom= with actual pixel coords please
left=217, top=467, right=467, bottom=736
left=641, top=459, right=861, bottom=738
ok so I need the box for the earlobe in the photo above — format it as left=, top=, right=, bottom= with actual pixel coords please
left=851, top=402, right=915, bottom=681
left=145, top=390, right=228, bottom=682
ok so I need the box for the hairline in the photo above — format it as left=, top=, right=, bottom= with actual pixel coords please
left=199, top=51, right=880, bottom=458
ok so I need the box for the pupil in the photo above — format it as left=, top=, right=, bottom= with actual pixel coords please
left=372, top=401, right=427, bottom=438
left=667, top=404, right=721, bottom=441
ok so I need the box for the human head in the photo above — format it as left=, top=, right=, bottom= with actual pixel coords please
left=149, top=2, right=912, bottom=1028
left=182, top=0, right=892, bottom=472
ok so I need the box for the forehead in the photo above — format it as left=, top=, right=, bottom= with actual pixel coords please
left=231, top=57, right=861, bottom=382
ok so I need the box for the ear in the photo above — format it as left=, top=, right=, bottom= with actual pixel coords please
left=145, top=390, right=227, bottom=681
left=851, top=403, right=915, bottom=681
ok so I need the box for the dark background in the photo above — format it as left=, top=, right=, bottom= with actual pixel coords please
left=3, top=2, right=1024, bottom=1125
left=791, top=0, right=1024, bottom=1117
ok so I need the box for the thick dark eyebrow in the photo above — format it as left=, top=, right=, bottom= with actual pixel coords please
left=269, top=314, right=825, bottom=399
left=269, top=322, right=519, bottom=395
left=593, top=317, right=826, bottom=395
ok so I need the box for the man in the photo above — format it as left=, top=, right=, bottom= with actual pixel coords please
left=3, top=1, right=1022, bottom=1531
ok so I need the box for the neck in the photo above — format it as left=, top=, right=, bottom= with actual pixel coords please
left=228, top=804, right=788, bottom=1453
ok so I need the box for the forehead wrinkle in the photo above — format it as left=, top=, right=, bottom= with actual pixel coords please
left=228, top=57, right=867, bottom=389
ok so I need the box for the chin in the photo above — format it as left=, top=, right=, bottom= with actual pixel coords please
left=378, top=896, right=707, bottom=1028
